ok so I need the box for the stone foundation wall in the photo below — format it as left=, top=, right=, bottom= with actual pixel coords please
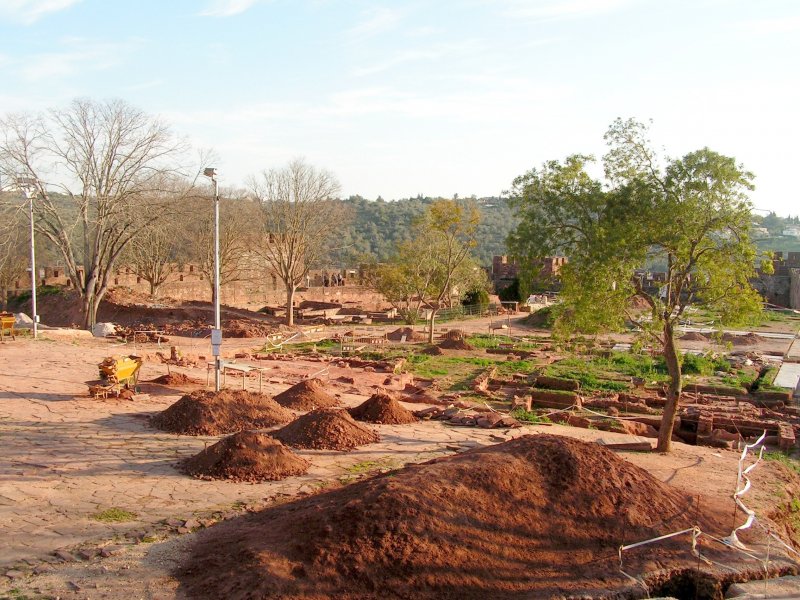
left=790, top=269, right=800, bottom=309
left=11, top=264, right=387, bottom=310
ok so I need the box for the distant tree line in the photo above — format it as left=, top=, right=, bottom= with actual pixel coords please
left=329, top=195, right=518, bottom=267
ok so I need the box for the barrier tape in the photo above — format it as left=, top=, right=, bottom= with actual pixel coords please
left=723, top=430, right=767, bottom=550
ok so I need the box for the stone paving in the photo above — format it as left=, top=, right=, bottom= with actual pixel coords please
left=0, top=336, right=527, bottom=569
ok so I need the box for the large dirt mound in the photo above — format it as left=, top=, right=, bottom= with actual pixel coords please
left=151, top=390, right=293, bottom=436
left=177, top=435, right=730, bottom=599
left=179, top=431, right=309, bottom=482
left=272, top=408, right=379, bottom=450
left=438, top=337, right=474, bottom=350
left=348, top=391, right=418, bottom=424
left=274, top=378, right=339, bottom=411
left=722, top=332, right=765, bottom=346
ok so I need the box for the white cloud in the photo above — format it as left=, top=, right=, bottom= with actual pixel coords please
left=735, top=15, right=800, bottom=35
left=199, top=0, right=261, bottom=17
left=124, top=79, right=164, bottom=92
left=345, top=7, right=403, bottom=42
left=352, top=40, right=483, bottom=77
left=407, top=25, right=440, bottom=38
left=16, top=37, right=143, bottom=82
left=0, top=0, right=82, bottom=24
left=496, top=0, right=634, bottom=21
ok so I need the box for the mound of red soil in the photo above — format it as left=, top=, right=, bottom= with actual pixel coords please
left=179, top=431, right=309, bottom=482
left=438, top=337, right=474, bottom=350
left=421, top=345, right=443, bottom=355
left=386, top=327, right=424, bottom=342
left=348, top=391, right=418, bottom=424
left=274, top=378, right=339, bottom=411
left=177, top=435, right=731, bottom=599
left=151, top=390, right=293, bottom=436
left=158, top=318, right=282, bottom=339
left=681, top=331, right=709, bottom=341
left=722, top=332, right=765, bottom=346
left=150, top=372, right=201, bottom=386
left=272, top=408, right=379, bottom=450
left=223, top=319, right=282, bottom=338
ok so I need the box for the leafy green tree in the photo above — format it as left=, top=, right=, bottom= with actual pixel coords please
left=463, top=286, right=490, bottom=307
left=372, top=199, right=481, bottom=340
left=497, top=277, right=521, bottom=302
left=508, top=118, right=762, bottom=452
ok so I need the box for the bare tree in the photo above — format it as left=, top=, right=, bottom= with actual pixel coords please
left=249, top=159, right=344, bottom=326
left=0, top=99, right=188, bottom=328
left=183, top=193, right=255, bottom=305
left=126, top=217, right=179, bottom=299
left=0, top=200, right=28, bottom=310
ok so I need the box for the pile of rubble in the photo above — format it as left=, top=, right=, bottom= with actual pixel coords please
left=414, top=406, right=520, bottom=429
left=155, top=346, right=197, bottom=367
left=113, top=325, right=168, bottom=344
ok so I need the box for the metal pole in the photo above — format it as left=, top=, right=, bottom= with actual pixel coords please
left=26, top=190, right=38, bottom=339
left=213, top=176, right=221, bottom=392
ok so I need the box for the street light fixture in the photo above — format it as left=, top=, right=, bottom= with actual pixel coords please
left=202, top=167, right=222, bottom=392
left=17, top=176, right=39, bottom=340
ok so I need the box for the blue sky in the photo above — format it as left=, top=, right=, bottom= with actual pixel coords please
left=1, top=0, right=798, bottom=215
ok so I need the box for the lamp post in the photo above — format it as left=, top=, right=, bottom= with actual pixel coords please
left=18, top=177, right=39, bottom=339
left=203, top=167, right=222, bottom=391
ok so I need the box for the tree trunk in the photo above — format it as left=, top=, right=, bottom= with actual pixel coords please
left=82, top=293, right=97, bottom=329
left=427, top=309, right=437, bottom=344
left=656, top=322, right=682, bottom=452
left=150, top=281, right=160, bottom=299
left=286, top=286, right=295, bottom=326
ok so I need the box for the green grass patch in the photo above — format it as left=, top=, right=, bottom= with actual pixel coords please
left=721, top=369, right=758, bottom=389
left=345, top=458, right=401, bottom=475
left=544, top=351, right=677, bottom=392
left=140, top=534, right=161, bottom=543
left=465, top=334, right=541, bottom=351
left=765, top=451, right=800, bottom=475
left=340, top=458, right=402, bottom=483
left=405, top=355, right=534, bottom=389
left=466, top=334, right=512, bottom=349
left=751, top=366, right=784, bottom=392
left=510, top=408, right=551, bottom=424
left=681, top=353, right=731, bottom=375
left=2, top=589, right=41, bottom=600
left=280, top=338, right=340, bottom=352
left=91, top=508, right=137, bottom=523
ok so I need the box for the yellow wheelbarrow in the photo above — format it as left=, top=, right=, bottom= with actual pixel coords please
left=89, top=355, right=143, bottom=399
left=0, top=312, right=16, bottom=341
